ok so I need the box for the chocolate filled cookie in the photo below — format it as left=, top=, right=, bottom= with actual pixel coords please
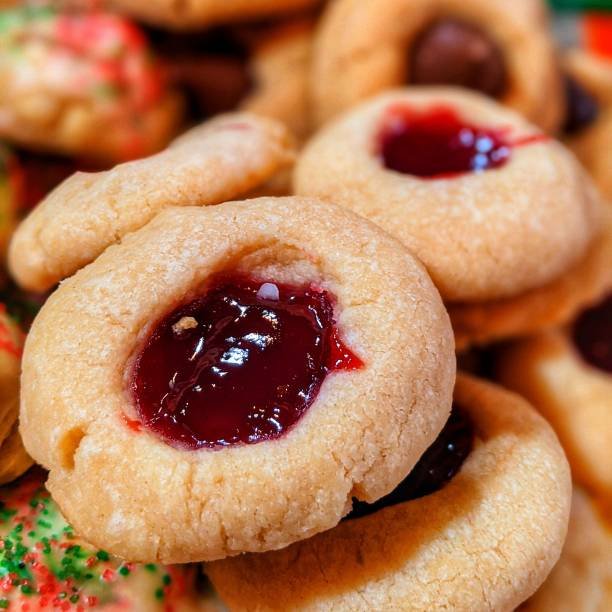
left=207, top=375, right=571, bottom=611
left=295, top=88, right=607, bottom=347
left=311, top=0, right=563, bottom=132
left=20, top=197, right=455, bottom=563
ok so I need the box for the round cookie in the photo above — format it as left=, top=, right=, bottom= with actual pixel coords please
left=450, top=204, right=612, bottom=349
left=104, top=0, right=321, bottom=30
left=206, top=374, right=571, bottom=611
left=0, top=145, right=19, bottom=264
left=497, top=291, right=612, bottom=500
left=522, top=489, right=612, bottom=612
left=310, top=0, right=563, bottom=132
left=242, top=19, right=314, bottom=141
left=20, top=196, right=455, bottom=563
left=9, top=112, right=296, bottom=293
left=295, top=88, right=600, bottom=303
left=0, top=469, right=202, bottom=610
left=0, top=6, right=182, bottom=162
left=0, top=304, right=31, bottom=486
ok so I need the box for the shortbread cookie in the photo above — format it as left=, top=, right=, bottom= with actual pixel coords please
left=522, top=489, right=612, bottom=612
left=311, top=0, right=563, bottom=132
left=0, top=6, right=182, bottom=162
left=0, top=469, right=202, bottom=610
left=20, top=197, right=455, bottom=563
left=242, top=20, right=314, bottom=141
left=207, top=374, right=571, bottom=611
left=104, top=0, right=321, bottom=30
left=497, top=291, right=612, bottom=499
left=0, top=145, right=19, bottom=262
left=9, top=112, right=296, bottom=292
left=295, top=88, right=599, bottom=303
left=450, top=204, right=612, bottom=349
left=563, top=50, right=612, bottom=200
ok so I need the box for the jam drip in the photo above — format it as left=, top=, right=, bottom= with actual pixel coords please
left=347, top=405, right=473, bottom=520
left=131, top=277, right=362, bottom=450
left=572, top=293, right=612, bottom=374
left=379, top=105, right=512, bottom=178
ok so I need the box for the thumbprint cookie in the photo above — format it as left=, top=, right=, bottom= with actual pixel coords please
left=206, top=374, right=571, bottom=611
left=310, top=0, right=563, bottom=132
left=295, top=88, right=607, bottom=348
left=20, top=197, right=455, bottom=563
left=9, top=112, right=295, bottom=293
left=0, top=6, right=182, bottom=162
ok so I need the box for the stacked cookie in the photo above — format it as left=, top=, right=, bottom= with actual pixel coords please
left=0, top=0, right=610, bottom=610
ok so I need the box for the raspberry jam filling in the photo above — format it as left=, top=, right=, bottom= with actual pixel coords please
left=347, top=404, right=473, bottom=520
left=379, top=105, right=511, bottom=177
left=130, top=277, right=362, bottom=449
left=409, top=19, right=507, bottom=98
left=572, top=293, right=612, bottom=374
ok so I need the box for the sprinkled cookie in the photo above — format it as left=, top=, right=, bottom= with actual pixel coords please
left=0, top=6, right=182, bottom=162
left=9, top=112, right=296, bottom=293
left=498, top=290, right=612, bottom=500
left=295, top=88, right=605, bottom=346
left=0, top=469, right=201, bottom=610
left=207, top=374, right=571, bottom=611
left=20, top=197, right=455, bottom=563
left=310, top=0, right=563, bottom=132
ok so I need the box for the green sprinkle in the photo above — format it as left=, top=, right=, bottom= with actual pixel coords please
left=154, top=587, right=164, bottom=601
left=119, top=565, right=130, bottom=577
left=162, top=574, right=172, bottom=586
left=0, top=599, right=8, bottom=609
left=70, top=594, right=80, bottom=604
left=20, top=584, right=33, bottom=595
left=37, top=519, right=52, bottom=529
left=96, top=550, right=110, bottom=562
left=145, top=563, right=157, bottom=572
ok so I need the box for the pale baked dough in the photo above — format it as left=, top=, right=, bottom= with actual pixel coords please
left=497, top=308, right=612, bottom=500
left=0, top=7, right=182, bottom=162
left=9, top=112, right=296, bottom=293
left=295, top=88, right=599, bottom=303
left=206, top=374, right=571, bottom=611
left=522, top=488, right=612, bottom=612
left=20, top=197, right=455, bottom=563
left=104, top=0, right=321, bottom=29
left=451, top=204, right=612, bottom=350
left=310, top=0, right=563, bottom=131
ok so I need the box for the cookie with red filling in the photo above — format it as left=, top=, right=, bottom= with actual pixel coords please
left=498, top=290, right=612, bottom=501
left=295, top=88, right=606, bottom=347
left=0, top=6, right=182, bottom=162
left=0, top=469, right=203, bottom=611
left=20, top=197, right=455, bottom=563
left=206, top=375, right=571, bottom=611
left=9, top=112, right=296, bottom=293
left=310, top=0, right=563, bottom=132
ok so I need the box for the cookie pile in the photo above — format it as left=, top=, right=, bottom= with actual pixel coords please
left=0, top=0, right=610, bottom=610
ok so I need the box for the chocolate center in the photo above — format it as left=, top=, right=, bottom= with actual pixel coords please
left=378, top=104, right=511, bottom=177
left=563, top=75, right=600, bottom=135
left=347, top=404, right=473, bottom=520
left=572, top=293, right=612, bottom=374
left=130, top=276, right=362, bottom=449
left=409, top=18, right=508, bottom=98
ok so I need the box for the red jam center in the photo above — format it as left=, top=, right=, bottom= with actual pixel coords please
left=130, top=277, right=362, bottom=449
left=347, top=404, right=473, bottom=520
left=572, top=293, right=612, bottom=374
left=379, top=105, right=512, bottom=178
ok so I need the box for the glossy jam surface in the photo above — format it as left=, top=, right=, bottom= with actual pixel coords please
left=131, top=277, right=362, bottom=449
left=379, top=105, right=512, bottom=178
left=347, top=405, right=473, bottom=520
left=410, top=19, right=507, bottom=98
left=573, top=293, right=612, bottom=374
left=563, top=75, right=599, bottom=135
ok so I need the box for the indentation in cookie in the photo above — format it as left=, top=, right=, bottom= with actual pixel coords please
left=409, top=19, right=507, bottom=98
left=572, top=293, right=612, bottom=374
left=130, top=276, right=362, bottom=450
left=562, top=75, right=600, bottom=135
left=58, top=427, right=86, bottom=470
left=347, top=404, right=473, bottom=519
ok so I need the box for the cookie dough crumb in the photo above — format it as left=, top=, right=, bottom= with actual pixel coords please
left=172, top=316, right=198, bottom=334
